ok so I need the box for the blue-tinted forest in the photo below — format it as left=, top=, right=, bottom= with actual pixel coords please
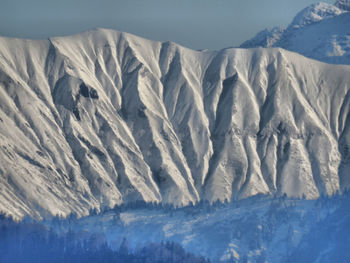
left=0, top=215, right=209, bottom=263
left=1, top=192, right=350, bottom=263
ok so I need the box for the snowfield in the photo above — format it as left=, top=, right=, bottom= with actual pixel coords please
left=0, top=27, right=350, bottom=218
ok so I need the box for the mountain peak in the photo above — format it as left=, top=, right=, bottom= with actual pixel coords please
left=335, top=0, right=350, bottom=10
left=240, top=2, right=350, bottom=65
left=288, top=2, right=344, bottom=29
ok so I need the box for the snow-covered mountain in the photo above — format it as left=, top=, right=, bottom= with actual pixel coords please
left=1, top=29, right=350, bottom=219
left=335, top=0, right=350, bottom=10
left=240, top=1, right=350, bottom=65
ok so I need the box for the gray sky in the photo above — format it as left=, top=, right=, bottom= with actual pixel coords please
left=0, top=0, right=334, bottom=50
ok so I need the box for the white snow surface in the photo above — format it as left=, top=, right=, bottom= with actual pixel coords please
left=240, top=2, right=350, bottom=65
left=0, top=29, right=350, bottom=218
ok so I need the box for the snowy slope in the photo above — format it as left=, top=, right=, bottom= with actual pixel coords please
left=0, top=29, right=350, bottom=218
left=240, top=2, right=350, bottom=65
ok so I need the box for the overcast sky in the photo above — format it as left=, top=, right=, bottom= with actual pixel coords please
left=1, top=0, right=334, bottom=50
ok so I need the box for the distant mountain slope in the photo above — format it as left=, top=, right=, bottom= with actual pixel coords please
left=240, top=2, right=350, bottom=65
left=335, top=0, right=350, bottom=10
left=0, top=29, right=350, bottom=218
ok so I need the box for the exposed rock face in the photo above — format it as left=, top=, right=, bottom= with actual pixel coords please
left=0, top=29, right=350, bottom=218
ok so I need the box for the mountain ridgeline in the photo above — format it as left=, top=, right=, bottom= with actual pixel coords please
left=0, top=29, right=350, bottom=218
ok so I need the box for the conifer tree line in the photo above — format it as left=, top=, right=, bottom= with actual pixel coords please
left=0, top=214, right=209, bottom=263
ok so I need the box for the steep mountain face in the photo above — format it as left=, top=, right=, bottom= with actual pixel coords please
left=0, top=29, right=350, bottom=218
left=240, top=2, right=350, bottom=65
